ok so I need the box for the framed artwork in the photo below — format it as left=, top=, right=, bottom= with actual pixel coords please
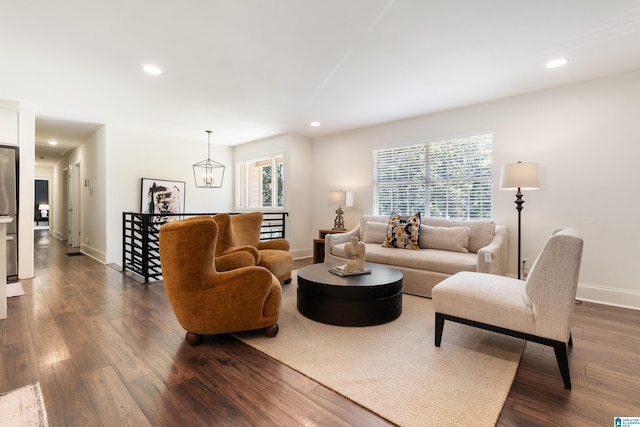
left=140, top=178, right=185, bottom=222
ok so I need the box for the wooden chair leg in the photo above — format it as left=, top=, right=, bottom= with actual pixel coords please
left=185, top=332, right=204, bottom=345
left=435, top=313, right=444, bottom=347
left=263, top=323, right=279, bottom=337
left=553, top=342, right=572, bottom=389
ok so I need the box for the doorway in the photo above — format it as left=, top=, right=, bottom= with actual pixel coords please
left=34, top=178, right=49, bottom=229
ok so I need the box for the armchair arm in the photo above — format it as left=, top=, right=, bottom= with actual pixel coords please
left=220, top=245, right=260, bottom=263
left=216, top=251, right=257, bottom=272
left=196, top=266, right=281, bottom=322
left=256, top=238, right=290, bottom=251
left=476, top=224, right=508, bottom=275
left=324, top=226, right=360, bottom=263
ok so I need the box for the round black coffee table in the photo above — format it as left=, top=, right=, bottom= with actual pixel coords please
left=297, top=263, right=403, bottom=326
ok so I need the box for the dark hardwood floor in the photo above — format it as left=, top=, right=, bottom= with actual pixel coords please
left=1, top=230, right=638, bottom=426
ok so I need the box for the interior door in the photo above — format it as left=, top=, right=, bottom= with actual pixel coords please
left=67, top=163, right=81, bottom=247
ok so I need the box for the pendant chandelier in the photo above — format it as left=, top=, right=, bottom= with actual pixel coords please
left=193, top=130, right=225, bottom=188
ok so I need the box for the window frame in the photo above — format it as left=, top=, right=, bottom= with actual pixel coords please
left=236, top=154, right=284, bottom=210
left=373, top=133, right=492, bottom=220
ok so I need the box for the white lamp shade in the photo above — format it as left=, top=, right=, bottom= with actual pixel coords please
left=500, top=162, right=540, bottom=190
left=328, top=190, right=353, bottom=207
left=38, top=204, right=50, bottom=210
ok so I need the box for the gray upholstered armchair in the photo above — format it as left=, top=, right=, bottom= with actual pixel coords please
left=432, top=228, right=583, bottom=389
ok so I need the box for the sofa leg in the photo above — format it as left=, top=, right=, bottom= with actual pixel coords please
left=435, top=313, right=444, bottom=347
left=553, top=342, right=572, bottom=389
left=185, top=332, right=204, bottom=346
left=264, top=323, right=279, bottom=337
left=568, top=333, right=573, bottom=347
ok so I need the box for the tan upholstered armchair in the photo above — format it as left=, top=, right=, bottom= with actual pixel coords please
left=210, top=213, right=260, bottom=271
left=159, top=217, right=281, bottom=345
left=222, top=212, right=293, bottom=284
left=177, top=214, right=258, bottom=271
left=432, top=229, right=583, bottom=389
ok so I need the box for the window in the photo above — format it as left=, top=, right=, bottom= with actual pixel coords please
left=237, top=155, right=284, bottom=208
left=374, top=133, right=492, bottom=219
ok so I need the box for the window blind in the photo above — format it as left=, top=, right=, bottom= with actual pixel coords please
left=374, top=133, right=492, bottom=219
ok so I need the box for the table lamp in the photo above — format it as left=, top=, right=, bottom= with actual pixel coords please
left=328, top=190, right=353, bottom=230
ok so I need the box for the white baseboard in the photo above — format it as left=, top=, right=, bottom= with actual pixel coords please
left=577, top=283, right=640, bottom=311
left=80, top=243, right=106, bottom=264
left=291, top=248, right=312, bottom=260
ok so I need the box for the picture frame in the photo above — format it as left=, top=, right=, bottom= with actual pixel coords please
left=140, top=178, right=186, bottom=221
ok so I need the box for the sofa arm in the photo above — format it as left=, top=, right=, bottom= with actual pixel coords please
left=477, top=224, right=508, bottom=276
left=324, top=226, right=360, bottom=263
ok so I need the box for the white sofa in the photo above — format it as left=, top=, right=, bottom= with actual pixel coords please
left=325, top=215, right=508, bottom=297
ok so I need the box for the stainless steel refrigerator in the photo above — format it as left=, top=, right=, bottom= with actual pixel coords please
left=0, top=145, right=18, bottom=281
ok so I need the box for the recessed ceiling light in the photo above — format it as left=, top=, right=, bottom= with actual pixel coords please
left=546, top=58, right=568, bottom=69
left=143, top=64, right=162, bottom=75
left=310, top=121, right=320, bottom=127
left=48, top=139, right=58, bottom=145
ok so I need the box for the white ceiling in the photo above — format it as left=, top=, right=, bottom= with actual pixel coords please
left=2, top=0, right=640, bottom=163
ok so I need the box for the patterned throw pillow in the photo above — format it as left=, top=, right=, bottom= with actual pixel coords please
left=382, top=212, right=421, bottom=250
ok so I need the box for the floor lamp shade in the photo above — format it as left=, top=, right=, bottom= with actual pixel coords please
left=500, top=162, right=540, bottom=280
left=500, top=162, right=540, bottom=191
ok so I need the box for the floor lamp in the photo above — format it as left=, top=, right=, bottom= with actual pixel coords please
left=500, top=162, right=540, bottom=279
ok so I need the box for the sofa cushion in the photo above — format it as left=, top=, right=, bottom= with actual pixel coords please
left=363, top=221, right=388, bottom=244
left=382, top=213, right=421, bottom=250
left=359, top=215, right=392, bottom=239
left=422, top=218, right=495, bottom=253
left=419, top=225, right=470, bottom=253
left=332, top=243, right=477, bottom=275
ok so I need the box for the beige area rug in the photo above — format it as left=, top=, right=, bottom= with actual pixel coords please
left=0, top=383, right=49, bottom=427
left=236, top=272, right=525, bottom=426
left=7, top=282, right=25, bottom=298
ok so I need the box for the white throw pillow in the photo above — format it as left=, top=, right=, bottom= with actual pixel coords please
left=419, top=225, right=471, bottom=253
left=363, top=221, right=388, bottom=244
left=422, top=218, right=495, bottom=253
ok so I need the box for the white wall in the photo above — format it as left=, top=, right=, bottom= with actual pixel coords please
left=234, top=133, right=313, bottom=259
left=105, top=127, right=234, bottom=265
left=311, top=69, right=640, bottom=310
left=18, top=103, right=35, bottom=279
left=58, top=127, right=107, bottom=260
